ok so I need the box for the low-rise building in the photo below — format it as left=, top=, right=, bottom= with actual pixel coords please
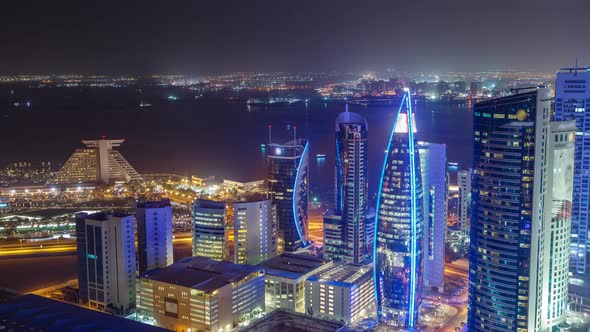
left=305, top=263, right=374, bottom=324
left=258, top=253, right=332, bottom=313
left=137, top=256, right=265, bottom=332
left=240, top=308, right=345, bottom=332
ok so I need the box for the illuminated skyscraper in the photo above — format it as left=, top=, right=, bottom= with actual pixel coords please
left=468, top=88, right=553, bottom=331
left=544, top=120, right=576, bottom=330
left=192, top=199, right=228, bottom=261
left=418, top=141, right=447, bottom=293
left=324, top=108, right=368, bottom=264
left=374, top=90, right=423, bottom=327
left=234, top=198, right=278, bottom=265
left=458, top=168, right=472, bottom=237
left=53, top=138, right=142, bottom=185
left=267, top=137, right=310, bottom=252
left=137, top=199, right=173, bottom=275
left=77, top=212, right=136, bottom=314
left=554, top=67, right=590, bottom=276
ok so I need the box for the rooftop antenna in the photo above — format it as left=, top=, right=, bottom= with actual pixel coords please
left=293, top=125, right=297, bottom=166
left=345, top=103, right=349, bottom=113
left=268, top=124, right=272, bottom=145
left=575, top=57, right=579, bottom=76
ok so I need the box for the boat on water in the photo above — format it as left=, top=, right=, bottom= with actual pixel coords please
left=139, top=100, right=152, bottom=107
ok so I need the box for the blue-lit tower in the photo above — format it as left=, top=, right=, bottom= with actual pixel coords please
left=267, top=134, right=310, bottom=252
left=374, top=90, right=424, bottom=327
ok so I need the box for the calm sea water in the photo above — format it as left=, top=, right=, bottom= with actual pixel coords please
left=0, top=87, right=472, bottom=203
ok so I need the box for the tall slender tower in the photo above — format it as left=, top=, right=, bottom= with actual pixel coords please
left=418, top=141, right=447, bottom=293
left=324, top=108, right=368, bottom=264
left=468, top=88, right=552, bottom=331
left=374, top=90, right=424, bottom=327
left=458, top=168, right=472, bottom=237
left=554, top=67, right=590, bottom=276
left=267, top=136, right=310, bottom=252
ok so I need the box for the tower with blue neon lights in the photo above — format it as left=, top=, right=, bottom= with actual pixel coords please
left=374, top=90, right=424, bottom=327
left=267, top=136, right=310, bottom=252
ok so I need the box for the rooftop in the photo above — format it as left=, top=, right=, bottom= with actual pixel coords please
left=307, top=264, right=373, bottom=288
left=137, top=199, right=171, bottom=209
left=141, top=256, right=262, bottom=293
left=0, top=294, right=167, bottom=331
left=258, top=253, right=329, bottom=280
left=240, top=309, right=345, bottom=332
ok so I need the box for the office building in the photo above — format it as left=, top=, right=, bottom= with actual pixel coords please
left=554, top=67, right=590, bottom=276
left=234, top=198, right=278, bottom=265
left=418, top=141, right=447, bottom=293
left=77, top=212, right=136, bottom=314
left=458, top=168, right=472, bottom=237
left=322, top=212, right=344, bottom=261
left=137, top=256, right=265, bottom=332
left=468, top=88, right=553, bottom=331
left=53, top=138, right=142, bottom=185
left=75, top=212, right=89, bottom=304
left=544, top=120, right=576, bottom=329
left=374, top=90, right=424, bottom=327
left=323, top=108, right=368, bottom=264
left=305, top=263, right=374, bottom=324
left=259, top=253, right=332, bottom=313
left=0, top=294, right=167, bottom=331
left=137, top=199, right=173, bottom=275
left=267, top=137, right=310, bottom=252
left=192, top=199, right=228, bottom=261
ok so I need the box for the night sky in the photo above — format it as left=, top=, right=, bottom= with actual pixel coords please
left=2, top=0, right=589, bottom=74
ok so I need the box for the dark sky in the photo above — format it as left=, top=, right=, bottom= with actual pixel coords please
left=2, top=0, right=589, bottom=74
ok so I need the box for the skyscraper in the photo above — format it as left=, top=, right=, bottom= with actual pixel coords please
left=267, top=137, right=310, bottom=252
left=137, top=199, right=173, bottom=275
left=468, top=88, right=552, bottom=331
left=544, top=120, right=576, bottom=329
left=418, top=141, right=447, bottom=293
left=554, top=67, right=590, bottom=276
left=324, top=108, right=368, bottom=264
left=234, top=198, right=278, bottom=265
left=374, top=90, right=424, bottom=327
left=192, top=199, right=228, bottom=261
left=77, top=212, right=136, bottom=314
left=54, top=138, right=142, bottom=185
left=458, top=168, right=472, bottom=237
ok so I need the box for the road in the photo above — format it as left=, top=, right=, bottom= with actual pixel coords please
left=0, top=233, right=193, bottom=258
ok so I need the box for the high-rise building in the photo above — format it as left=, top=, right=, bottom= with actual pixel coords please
left=458, top=168, right=472, bottom=237
left=468, top=87, right=552, bottom=331
left=192, top=199, right=228, bottom=261
left=323, top=109, right=368, bottom=264
left=137, top=199, right=173, bottom=275
left=75, top=212, right=89, bottom=304
left=54, top=139, right=142, bottom=185
left=374, top=90, right=424, bottom=327
left=77, top=212, right=136, bottom=314
left=554, top=67, right=590, bottom=276
left=544, top=120, right=576, bottom=329
left=267, top=137, right=310, bottom=252
left=233, top=198, right=278, bottom=265
left=418, top=141, right=447, bottom=293
left=137, top=256, right=265, bottom=332
left=305, top=263, right=374, bottom=324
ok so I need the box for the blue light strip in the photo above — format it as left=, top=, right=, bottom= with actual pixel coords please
left=373, top=93, right=407, bottom=319
left=335, top=138, right=344, bottom=213
left=406, top=91, right=418, bottom=327
left=293, top=141, right=309, bottom=247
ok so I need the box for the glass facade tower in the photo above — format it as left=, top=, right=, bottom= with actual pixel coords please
left=192, top=199, right=228, bottom=261
left=468, top=88, right=552, bottom=332
left=374, top=91, right=424, bottom=327
left=324, top=109, right=368, bottom=264
left=267, top=138, right=310, bottom=252
left=554, top=68, right=590, bottom=276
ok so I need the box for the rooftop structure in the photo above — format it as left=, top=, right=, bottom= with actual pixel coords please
left=0, top=294, right=166, bottom=331
left=259, top=253, right=330, bottom=280
left=240, top=309, right=345, bottom=332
